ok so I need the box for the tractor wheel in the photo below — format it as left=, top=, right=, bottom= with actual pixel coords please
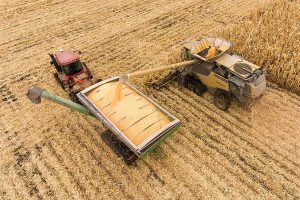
left=54, top=73, right=65, bottom=90
left=214, top=91, right=231, bottom=111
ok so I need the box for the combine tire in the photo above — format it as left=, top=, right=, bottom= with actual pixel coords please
left=214, top=90, right=231, bottom=111
left=183, top=74, right=206, bottom=96
left=193, top=81, right=207, bottom=96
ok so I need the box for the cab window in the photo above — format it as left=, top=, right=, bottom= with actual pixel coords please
left=63, top=61, right=83, bottom=75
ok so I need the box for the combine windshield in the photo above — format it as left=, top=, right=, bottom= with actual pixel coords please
left=63, top=60, right=83, bottom=75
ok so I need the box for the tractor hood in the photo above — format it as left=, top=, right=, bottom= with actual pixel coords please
left=55, top=50, right=80, bottom=65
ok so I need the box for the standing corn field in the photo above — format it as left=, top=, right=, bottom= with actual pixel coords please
left=221, top=0, right=300, bottom=93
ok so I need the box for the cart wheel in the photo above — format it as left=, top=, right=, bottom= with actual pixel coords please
left=124, top=154, right=138, bottom=165
left=153, top=83, right=161, bottom=91
left=101, top=131, right=138, bottom=165
left=214, top=91, right=231, bottom=111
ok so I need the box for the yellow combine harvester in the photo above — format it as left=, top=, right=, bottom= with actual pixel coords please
left=120, top=37, right=266, bottom=111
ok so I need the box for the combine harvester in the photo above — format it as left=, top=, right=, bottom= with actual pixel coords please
left=27, top=37, right=266, bottom=164
left=119, top=37, right=266, bottom=110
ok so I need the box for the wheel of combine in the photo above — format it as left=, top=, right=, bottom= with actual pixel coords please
left=194, top=80, right=207, bottom=96
left=183, top=74, right=206, bottom=96
left=214, top=90, right=231, bottom=111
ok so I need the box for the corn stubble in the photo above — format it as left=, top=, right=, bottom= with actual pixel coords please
left=0, top=0, right=300, bottom=199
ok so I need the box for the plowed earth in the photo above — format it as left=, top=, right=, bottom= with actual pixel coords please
left=0, top=0, right=299, bottom=199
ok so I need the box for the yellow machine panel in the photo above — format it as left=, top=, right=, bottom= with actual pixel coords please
left=195, top=72, right=229, bottom=91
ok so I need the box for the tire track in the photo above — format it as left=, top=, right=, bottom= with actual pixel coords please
left=12, top=145, right=50, bottom=199
left=168, top=84, right=300, bottom=177
left=156, top=87, right=298, bottom=198
left=168, top=85, right=300, bottom=171
left=32, top=142, right=71, bottom=200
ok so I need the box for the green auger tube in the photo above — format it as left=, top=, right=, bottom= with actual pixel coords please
left=27, top=86, right=96, bottom=118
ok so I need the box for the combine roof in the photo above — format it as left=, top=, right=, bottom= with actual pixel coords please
left=55, top=50, right=80, bottom=65
left=215, top=53, right=261, bottom=79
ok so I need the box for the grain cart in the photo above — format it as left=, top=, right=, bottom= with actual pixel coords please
left=49, top=50, right=99, bottom=102
left=120, top=37, right=266, bottom=111
left=27, top=81, right=181, bottom=164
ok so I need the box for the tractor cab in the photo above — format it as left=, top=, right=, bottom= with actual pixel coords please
left=54, top=50, right=83, bottom=76
left=61, top=60, right=83, bottom=76
left=49, top=50, right=94, bottom=97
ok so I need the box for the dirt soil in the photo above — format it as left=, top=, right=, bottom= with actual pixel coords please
left=0, top=0, right=299, bottom=199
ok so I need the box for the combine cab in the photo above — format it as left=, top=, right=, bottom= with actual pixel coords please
left=49, top=50, right=98, bottom=102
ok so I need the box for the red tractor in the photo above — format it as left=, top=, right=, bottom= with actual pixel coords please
left=49, top=50, right=100, bottom=102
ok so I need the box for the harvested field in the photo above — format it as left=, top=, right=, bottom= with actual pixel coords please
left=0, top=0, right=299, bottom=199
